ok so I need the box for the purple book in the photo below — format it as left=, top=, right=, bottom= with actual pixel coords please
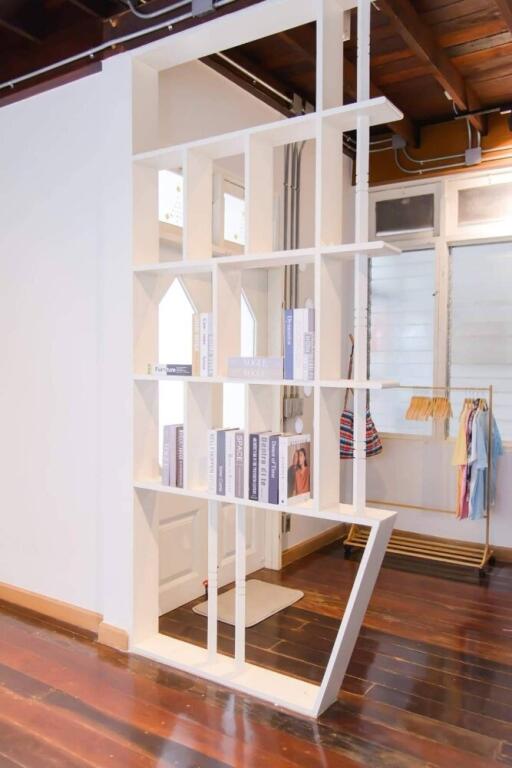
left=268, top=434, right=280, bottom=505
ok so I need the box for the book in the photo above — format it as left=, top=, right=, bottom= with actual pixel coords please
left=234, top=431, right=245, bottom=499
left=293, top=308, right=304, bottom=384
left=225, top=429, right=238, bottom=498
left=200, top=312, right=214, bottom=377
left=227, top=356, right=284, bottom=380
left=249, top=432, right=260, bottom=501
left=216, top=429, right=226, bottom=496
left=162, top=425, right=172, bottom=486
left=268, top=434, right=280, bottom=505
left=148, top=363, right=192, bottom=377
left=283, top=309, right=294, bottom=380
left=278, top=434, right=311, bottom=505
left=299, top=308, right=315, bottom=381
left=176, top=425, right=184, bottom=489
left=258, top=432, right=275, bottom=504
left=162, top=424, right=181, bottom=487
left=207, top=429, right=217, bottom=494
left=192, top=314, right=200, bottom=376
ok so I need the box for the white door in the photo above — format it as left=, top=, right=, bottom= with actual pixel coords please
left=158, top=496, right=266, bottom=615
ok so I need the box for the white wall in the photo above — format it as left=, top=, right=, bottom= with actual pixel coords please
left=0, top=57, right=133, bottom=616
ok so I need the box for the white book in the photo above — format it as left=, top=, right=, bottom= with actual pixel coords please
left=278, top=433, right=312, bottom=505
left=207, top=429, right=217, bottom=494
left=200, top=313, right=213, bottom=377
left=301, top=308, right=315, bottom=381
left=225, top=429, right=238, bottom=499
left=162, top=424, right=180, bottom=487
left=258, top=432, right=275, bottom=504
left=293, top=309, right=304, bottom=381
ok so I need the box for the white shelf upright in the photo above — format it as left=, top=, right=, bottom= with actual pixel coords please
left=131, top=0, right=399, bottom=718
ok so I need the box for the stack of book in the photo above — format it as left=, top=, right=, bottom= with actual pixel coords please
left=227, top=356, right=283, bottom=380
left=193, top=312, right=214, bottom=377
left=207, top=430, right=311, bottom=505
left=208, top=428, right=245, bottom=498
left=283, top=308, right=315, bottom=381
left=162, top=424, right=184, bottom=488
left=249, top=432, right=311, bottom=505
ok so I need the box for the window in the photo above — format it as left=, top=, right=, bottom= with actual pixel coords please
left=369, top=249, right=436, bottom=435
left=223, top=291, right=256, bottom=428
left=458, top=183, right=512, bottom=227
left=158, top=279, right=194, bottom=460
left=159, top=170, right=183, bottom=227
left=449, top=242, right=512, bottom=440
left=375, top=193, right=435, bottom=237
left=224, top=192, right=246, bottom=246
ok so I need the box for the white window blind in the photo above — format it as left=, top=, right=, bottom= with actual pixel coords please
left=369, top=249, right=435, bottom=434
left=449, top=241, right=512, bottom=440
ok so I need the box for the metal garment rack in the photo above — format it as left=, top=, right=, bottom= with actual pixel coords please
left=344, top=384, right=495, bottom=577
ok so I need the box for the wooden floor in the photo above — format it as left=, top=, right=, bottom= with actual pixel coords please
left=1, top=545, right=512, bottom=767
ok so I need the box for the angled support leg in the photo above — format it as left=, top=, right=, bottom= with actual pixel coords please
left=313, top=513, right=395, bottom=715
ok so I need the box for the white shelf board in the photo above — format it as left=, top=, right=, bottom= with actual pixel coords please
left=133, top=98, right=403, bottom=170
left=320, top=379, right=399, bottom=389
left=134, top=260, right=213, bottom=276
left=133, top=480, right=397, bottom=526
left=132, top=633, right=320, bottom=717
left=134, top=374, right=313, bottom=386
left=133, top=248, right=315, bottom=275
left=323, top=96, right=403, bottom=131
left=321, top=241, right=401, bottom=259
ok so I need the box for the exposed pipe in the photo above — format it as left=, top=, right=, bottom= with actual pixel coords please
left=0, top=0, right=238, bottom=93
left=216, top=52, right=294, bottom=107
left=121, top=0, right=190, bottom=19
left=394, top=147, right=512, bottom=175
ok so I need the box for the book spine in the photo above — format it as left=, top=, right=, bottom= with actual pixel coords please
left=293, top=309, right=304, bottom=382
left=259, top=434, right=270, bottom=504
left=234, top=431, right=244, bottom=499
left=283, top=310, right=294, bottom=380
left=278, top=436, right=288, bottom=505
left=162, top=426, right=171, bottom=486
left=207, top=430, right=217, bottom=495
left=303, top=309, right=315, bottom=381
left=268, top=435, right=279, bottom=505
left=216, top=430, right=226, bottom=496
left=192, top=314, right=200, bottom=376
left=149, top=364, right=192, bottom=376
left=225, top=431, right=236, bottom=498
left=207, top=313, right=214, bottom=377
left=200, top=314, right=208, bottom=377
left=176, top=426, right=184, bottom=489
left=249, top=433, right=259, bottom=501
left=169, top=425, right=178, bottom=487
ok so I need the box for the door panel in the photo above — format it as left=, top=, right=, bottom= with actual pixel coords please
left=159, top=497, right=265, bottom=615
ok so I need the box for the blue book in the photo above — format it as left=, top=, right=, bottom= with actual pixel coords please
left=268, top=434, right=280, bottom=505
left=283, top=309, right=294, bottom=380
left=249, top=433, right=260, bottom=501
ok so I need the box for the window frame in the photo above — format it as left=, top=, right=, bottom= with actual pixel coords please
left=369, top=168, right=512, bottom=447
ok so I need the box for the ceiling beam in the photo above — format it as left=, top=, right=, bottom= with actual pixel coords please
left=377, top=0, right=485, bottom=133
left=281, top=26, right=418, bottom=145
left=0, top=16, right=41, bottom=43
left=494, top=0, right=512, bottom=33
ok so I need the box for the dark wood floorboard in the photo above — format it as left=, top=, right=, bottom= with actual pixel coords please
left=0, top=546, right=511, bottom=766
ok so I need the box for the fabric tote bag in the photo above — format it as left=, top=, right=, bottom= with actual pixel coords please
left=340, top=337, right=383, bottom=460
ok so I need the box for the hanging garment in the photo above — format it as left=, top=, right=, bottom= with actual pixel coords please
left=468, top=410, right=503, bottom=520
left=452, top=401, right=472, bottom=519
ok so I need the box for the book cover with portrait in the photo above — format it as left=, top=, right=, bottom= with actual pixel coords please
left=278, top=434, right=311, bottom=505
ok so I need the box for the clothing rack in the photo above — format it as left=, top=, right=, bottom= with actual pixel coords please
left=344, top=385, right=495, bottom=577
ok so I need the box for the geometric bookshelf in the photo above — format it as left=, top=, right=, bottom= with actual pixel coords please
left=132, top=0, right=400, bottom=717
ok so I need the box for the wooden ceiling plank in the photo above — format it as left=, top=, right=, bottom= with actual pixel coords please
left=494, top=0, right=512, bottom=33
left=0, top=17, right=41, bottom=44
left=377, top=0, right=485, bottom=133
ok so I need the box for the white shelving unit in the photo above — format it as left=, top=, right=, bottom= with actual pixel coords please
left=131, top=0, right=400, bottom=717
